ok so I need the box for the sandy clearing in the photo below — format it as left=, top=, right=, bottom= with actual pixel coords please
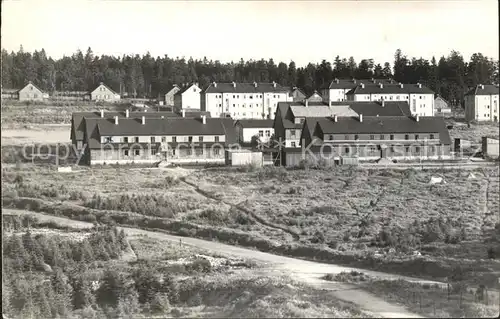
left=4, top=209, right=434, bottom=318
left=1, top=126, right=71, bottom=145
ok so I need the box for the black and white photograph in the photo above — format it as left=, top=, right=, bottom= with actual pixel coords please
left=1, top=0, right=499, bottom=318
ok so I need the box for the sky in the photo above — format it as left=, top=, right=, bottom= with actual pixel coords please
left=1, top=0, right=499, bottom=67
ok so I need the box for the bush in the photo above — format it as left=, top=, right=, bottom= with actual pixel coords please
left=186, top=258, right=211, bottom=273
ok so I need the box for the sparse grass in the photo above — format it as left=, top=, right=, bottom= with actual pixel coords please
left=3, top=164, right=500, bottom=289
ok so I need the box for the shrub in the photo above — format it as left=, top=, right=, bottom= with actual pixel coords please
left=186, top=258, right=211, bottom=273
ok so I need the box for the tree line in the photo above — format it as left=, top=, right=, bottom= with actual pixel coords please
left=1, top=46, right=498, bottom=104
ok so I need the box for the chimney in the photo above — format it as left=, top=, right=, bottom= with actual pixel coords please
left=335, top=78, right=339, bottom=84
left=114, top=116, right=119, bottom=125
left=213, top=82, right=217, bottom=88
left=329, top=100, right=332, bottom=107
left=381, top=99, right=385, bottom=107
left=272, top=81, right=277, bottom=88
left=305, top=100, right=309, bottom=107
left=379, top=83, right=383, bottom=89
left=182, top=109, right=186, bottom=118
left=371, top=78, right=375, bottom=83
left=360, top=83, right=365, bottom=89
left=359, top=114, right=363, bottom=123
left=232, top=81, right=236, bottom=88
left=399, top=83, right=404, bottom=88
left=100, top=110, right=104, bottom=118
left=334, top=115, right=338, bottom=122
left=254, top=82, right=258, bottom=88
left=415, top=114, right=420, bottom=122
left=201, top=115, right=206, bottom=124
left=141, top=116, right=145, bottom=125
left=100, top=82, right=104, bottom=85
left=417, top=83, right=422, bottom=88
left=479, top=84, right=484, bottom=89
left=125, top=109, right=129, bottom=118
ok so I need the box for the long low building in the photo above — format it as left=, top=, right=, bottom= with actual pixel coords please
left=285, top=115, right=452, bottom=166
left=71, top=110, right=234, bottom=165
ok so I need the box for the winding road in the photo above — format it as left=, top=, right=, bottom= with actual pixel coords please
left=3, top=208, right=449, bottom=318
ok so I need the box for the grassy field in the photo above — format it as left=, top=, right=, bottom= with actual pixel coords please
left=322, top=271, right=499, bottom=318
left=2, top=164, right=500, bottom=288
left=2, top=214, right=370, bottom=318
left=0, top=101, right=128, bottom=128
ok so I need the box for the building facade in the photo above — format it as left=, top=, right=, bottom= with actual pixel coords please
left=18, top=82, right=48, bottom=101
left=434, top=95, right=451, bottom=116
left=201, top=82, right=293, bottom=119
left=290, top=87, right=306, bottom=102
left=235, top=119, right=274, bottom=144
left=291, top=115, right=452, bottom=166
left=345, top=82, right=435, bottom=116
left=173, top=83, right=201, bottom=112
left=165, top=85, right=180, bottom=106
left=464, top=84, right=500, bottom=122
left=321, top=78, right=395, bottom=102
left=91, top=83, right=121, bottom=102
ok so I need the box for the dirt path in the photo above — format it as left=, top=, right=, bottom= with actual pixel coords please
left=4, top=208, right=445, bottom=318
left=180, top=177, right=301, bottom=240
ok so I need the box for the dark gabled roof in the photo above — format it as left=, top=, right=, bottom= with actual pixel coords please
left=97, top=117, right=226, bottom=136
left=346, top=83, right=434, bottom=95
left=204, top=82, right=289, bottom=94
left=332, top=101, right=411, bottom=117
left=464, top=84, right=499, bottom=96
left=325, top=78, right=395, bottom=90
left=72, top=111, right=183, bottom=141
left=235, top=119, right=274, bottom=128
left=316, top=116, right=451, bottom=145
left=209, top=118, right=237, bottom=144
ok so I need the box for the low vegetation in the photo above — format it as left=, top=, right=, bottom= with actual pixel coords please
left=2, top=213, right=368, bottom=319
left=323, top=270, right=499, bottom=318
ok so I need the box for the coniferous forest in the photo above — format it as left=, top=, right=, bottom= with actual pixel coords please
left=1, top=47, right=498, bottom=105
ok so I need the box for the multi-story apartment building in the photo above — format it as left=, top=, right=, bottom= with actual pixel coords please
left=345, top=82, right=435, bottom=116
left=174, top=83, right=201, bottom=112
left=201, top=81, right=292, bottom=119
left=464, top=84, right=500, bottom=122
left=291, top=114, right=451, bottom=166
left=321, top=78, right=394, bottom=102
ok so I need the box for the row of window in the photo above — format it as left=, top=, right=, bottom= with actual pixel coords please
left=105, top=136, right=221, bottom=143
left=325, top=134, right=436, bottom=140
left=122, top=148, right=221, bottom=156
left=213, top=94, right=285, bottom=99
left=287, top=143, right=437, bottom=153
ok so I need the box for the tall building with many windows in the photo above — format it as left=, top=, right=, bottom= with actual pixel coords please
left=464, top=84, right=499, bottom=122
left=201, top=81, right=292, bottom=119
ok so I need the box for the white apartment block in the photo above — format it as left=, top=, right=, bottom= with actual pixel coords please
left=321, top=78, right=394, bottom=102
left=464, top=84, right=500, bottom=122
left=201, top=82, right=292, bottom=119
left=345, top=82, right=435, bottom=117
